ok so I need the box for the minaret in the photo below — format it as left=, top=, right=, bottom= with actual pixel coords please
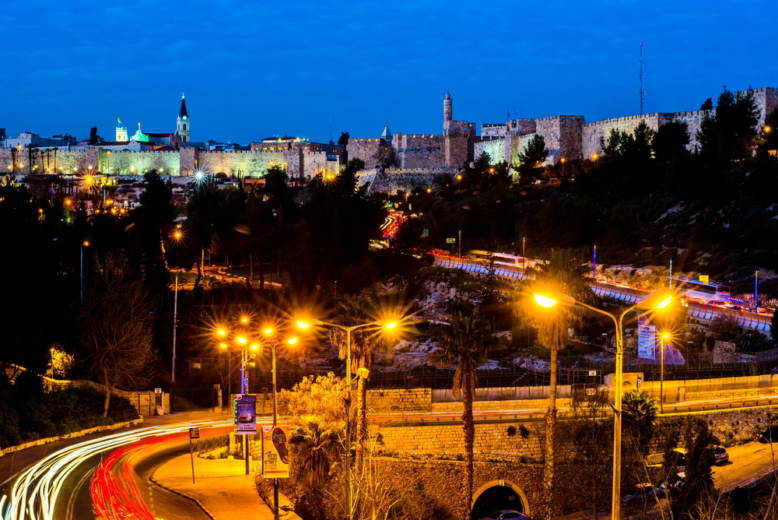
left=443, top=92, right=452, bottom=134
left=176, top=93, right=190, bottom=143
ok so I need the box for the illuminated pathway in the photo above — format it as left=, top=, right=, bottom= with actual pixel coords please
left=0, top=417, right=231, bottom=520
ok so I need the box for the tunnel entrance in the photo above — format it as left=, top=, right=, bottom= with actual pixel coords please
left=471, top=483, right=525, bottom=520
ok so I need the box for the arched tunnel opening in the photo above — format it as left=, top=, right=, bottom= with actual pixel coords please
left=471, top=484, right=525, bottom=519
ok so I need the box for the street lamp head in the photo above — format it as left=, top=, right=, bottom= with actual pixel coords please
left=295, top=320, right=312, bottom=330
left=172, top=230, right=183, bottom=241
left=250, top=343, right=260, bottom=351
left=533, top=293, right=559, bottom=309
left=82, top=240, right=90, bottom=247
left=218, top=342, right=228, bottom=350
left=239, top=314, right=250, bottom=325
left=765, top=125, right=773, bottom=134
left=235, top=336, right=248, bottom=345
left=660, top=332, right=672, bottom=341
left=262, top=327, right=275, bottom=337
left=287, top=336, right=299, bottom=346
left=384, top=321, right=398, bottom=330
left=216, top=327, right=228, bottom=338
left=654, top=295, right=673, bottom=311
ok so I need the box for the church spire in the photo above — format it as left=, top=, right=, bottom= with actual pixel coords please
left=176, top=93, right=190, bottom=143
left=179, top=93, right=188, bottom=118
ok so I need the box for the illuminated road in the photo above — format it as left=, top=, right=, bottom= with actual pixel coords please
left=714, top=441, right=778, bottom=491
left=431, top=251, right=772, bottom=334
left=0, top=416, right=231, bottom=520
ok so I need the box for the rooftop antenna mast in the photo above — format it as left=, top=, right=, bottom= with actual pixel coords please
left=639, top=42, right=645, bottom=115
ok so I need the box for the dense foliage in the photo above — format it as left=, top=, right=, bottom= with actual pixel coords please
left=0, top=372, right=138, bottom=448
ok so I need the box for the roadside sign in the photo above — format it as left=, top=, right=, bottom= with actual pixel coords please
left=235, top=395, right=257, bottom=435
left=588, top=370, right=597, bottom=377
left=637, top=317, right=657, bottom=361
left=154, top=388, right=162, bottom=394
left=189, top=427, right=200, bottom=439
left=445, top=237, right=456, bottom=244
left=261, top=425, right=290, bottom=478
left=421, top=228, right=429, bottom=238
left=699, top=274, right=710, bottom=284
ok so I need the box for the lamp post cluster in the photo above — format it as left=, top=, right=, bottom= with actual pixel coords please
left=532, top=289, right=676, bottom=520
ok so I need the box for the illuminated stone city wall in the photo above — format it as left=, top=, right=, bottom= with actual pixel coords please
left=347, top=138, right=390, bottom=169
left=474, top=137, right=506, bottom=164
left=582, top=113, right=666, bottom=160
left=99, top=150, right=180, bottom=175
left=393, top=134, right=445, bottom=169
left=196, top=150, right=287, bottom=177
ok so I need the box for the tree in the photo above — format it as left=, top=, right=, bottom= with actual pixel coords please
left=81, top=254, right=155, bottom=416
left=622, top=389, right=657, bottom=457
left=669, top=419, right=716, bottom=519
left=338, top=132, right=350, bottom=146
left=700, top=98, right=713, bottom=111
left=430, top=299, right=496, bottom=520
left=519, top=134, right=549, bottom=167
left=698, top=88, right=759, bottom=167
left=130, top=171, right=175, bottom=291
left=524, top=249, right=592, bottom=519
left=652, top=121, right=690, bottom=163
left=289, top=419, right=341, bottom=520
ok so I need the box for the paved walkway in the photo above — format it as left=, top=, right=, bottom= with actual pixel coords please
left=152, top=454, right=274, bottom=519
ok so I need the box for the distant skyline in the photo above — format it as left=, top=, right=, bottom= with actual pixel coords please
left=2, top=0, right=776, bottom=144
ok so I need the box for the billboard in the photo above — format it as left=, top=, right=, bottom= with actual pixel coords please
left=637, top=317, right=657, bottom=361
left=261, top=425, right=290, bottom=478
left=235, top=395, right=257, bottom=435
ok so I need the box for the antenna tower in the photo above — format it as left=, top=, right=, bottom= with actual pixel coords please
left=639, top=42, right=645, bottom=115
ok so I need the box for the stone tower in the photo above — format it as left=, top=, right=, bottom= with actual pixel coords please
left=176, top=93, right=190, bottom=143
left=443, top=92, right=452, bottom=133
left=115, top=117, right=128, bottom=142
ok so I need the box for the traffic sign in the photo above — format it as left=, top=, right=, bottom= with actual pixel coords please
left=446, top=237, right=456, bottom=244
left=189, top=427, right=200, bottom=439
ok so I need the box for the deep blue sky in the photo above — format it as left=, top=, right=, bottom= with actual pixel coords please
left=2, top=0, right=776, bottom=143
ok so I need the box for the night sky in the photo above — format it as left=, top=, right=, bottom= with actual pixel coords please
left=2, top=0, right=776, bottom=144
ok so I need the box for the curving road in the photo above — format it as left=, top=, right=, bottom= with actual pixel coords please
left=0, top=416, right=231, bottom=520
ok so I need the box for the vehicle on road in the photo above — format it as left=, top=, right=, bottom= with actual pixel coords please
left=623, top=483, right=665, bottom=504
left=478, top=510, right=530, bottom=520
left=714, top=446, right=730, bottom=465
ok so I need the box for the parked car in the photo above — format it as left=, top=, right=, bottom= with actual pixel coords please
left=714, top=446, right=730, bottom=465
left=623, top=483, right=665, bottom=504
left=479, top=510, right=530, bottom=520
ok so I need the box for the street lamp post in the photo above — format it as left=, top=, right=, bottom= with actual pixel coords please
left=172, top=271, right=179, bottom=383
left=533, top=291, right=673, bottom=520
left=659, top=332, right=671, bottom=414
left=80, top=240, right=90, bottom=304
left=296, top=318, right=401, bottom=520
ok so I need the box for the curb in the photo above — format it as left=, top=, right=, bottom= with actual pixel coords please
left=148, top=472, right=217, bottom=520
left=0, top=418, right=144, bottom=458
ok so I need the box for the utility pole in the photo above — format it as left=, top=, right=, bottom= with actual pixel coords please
left=458, top=229, right=462, bottom=257
left=754, top=269, right=759, bottom=312
left=592, top=244, right=597, bottom=279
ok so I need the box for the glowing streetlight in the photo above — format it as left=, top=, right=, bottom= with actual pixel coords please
left=250, top=343, right=260, bottom=352
left=239, top=314, right=250, bottom=325
left=235, top=335, right=248, bottom=345
left=172, top=229, right=183, bottom=241
left=216, top=327, right=228, bottom=338
left=287, top=336, right=299, bottom=346
left=765, top=125, right=773, bottom=134
left=533, top=293, right=558, bottom=308
left=219, top=342, right=229, bottom=350
left=262, top=327, right=275, bottom=336
left=530, top=288, right=675, bottom=519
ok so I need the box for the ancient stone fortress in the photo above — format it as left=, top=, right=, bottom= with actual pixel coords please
left=0, top=94, right=343, bottom=180
left=476, top=86, right=778, bottom=166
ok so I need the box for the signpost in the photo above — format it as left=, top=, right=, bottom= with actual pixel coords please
left=261, top=425, right=290, bottom=479
left=235, top=395, right=256, bottom=476
left=188, top=427, right=199, bottom=484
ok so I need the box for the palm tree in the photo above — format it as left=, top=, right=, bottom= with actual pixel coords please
left=430, top=299, right=495, bottom=520
left=289, top=419, right=341, bottom=520
left=524, top=249, right=591, bottom=519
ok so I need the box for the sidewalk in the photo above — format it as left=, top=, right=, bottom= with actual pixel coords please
left=152, top=454, right=273, bottom=519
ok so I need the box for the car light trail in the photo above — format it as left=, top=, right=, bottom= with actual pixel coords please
left=1, top=418, right=230, bottom=520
